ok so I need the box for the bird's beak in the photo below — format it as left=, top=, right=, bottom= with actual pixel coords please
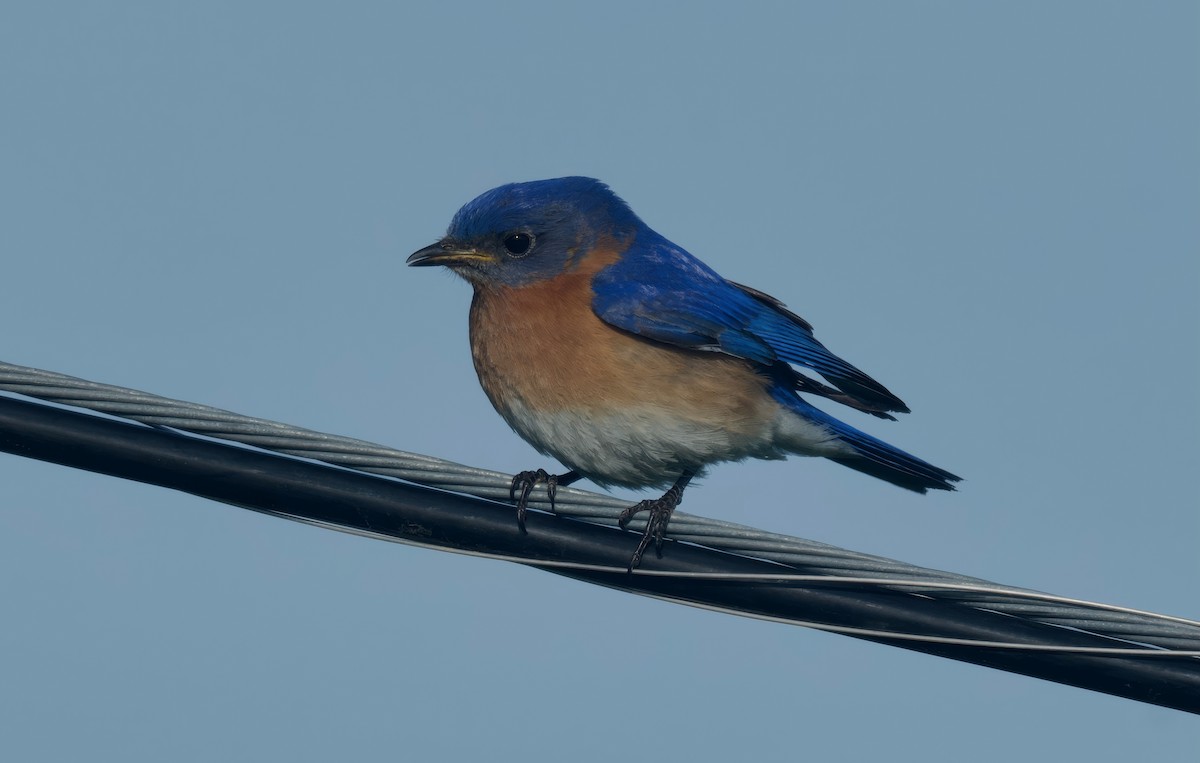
left=407, top=241, right=496, bottom=267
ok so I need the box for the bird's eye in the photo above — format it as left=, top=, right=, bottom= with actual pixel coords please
left=502, top=232, right=533, bottom=257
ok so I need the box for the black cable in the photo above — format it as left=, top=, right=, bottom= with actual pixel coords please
left=1, top=394, right=1198, bottom=714
left=5, top=360, right=1196, bottom=654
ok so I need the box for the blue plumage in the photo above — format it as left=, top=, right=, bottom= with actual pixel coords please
left=767, top=387, right=959, bottom=493
left=592, top=224, right=954, bottom=493
left=592, top=227, right=910, bottom=416
left=409, top=176, right=960, bottom=567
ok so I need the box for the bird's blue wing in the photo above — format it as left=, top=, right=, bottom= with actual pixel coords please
left=591, top=236, right=910, bottom=415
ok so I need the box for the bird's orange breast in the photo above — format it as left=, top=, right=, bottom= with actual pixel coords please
left=467, top=245, right=777, bottom=436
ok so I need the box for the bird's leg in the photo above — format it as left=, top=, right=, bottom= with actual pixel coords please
left=509, top=469, right=582, bottom=532
left=617, top=471, right=695, bottom=571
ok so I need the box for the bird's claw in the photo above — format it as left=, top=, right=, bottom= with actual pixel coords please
left=509, top=468, right=560, bottom=533
left=618, top=493, right=681, bottom=571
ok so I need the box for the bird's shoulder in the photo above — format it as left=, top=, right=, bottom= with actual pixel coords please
left=591, top=232, right=728, bottom=296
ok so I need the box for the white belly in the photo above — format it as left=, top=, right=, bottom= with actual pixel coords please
left=496, top=396, right=849, bottom=489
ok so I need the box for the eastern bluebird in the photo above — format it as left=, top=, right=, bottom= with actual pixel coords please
left=409, top=177, right=960, bottom=568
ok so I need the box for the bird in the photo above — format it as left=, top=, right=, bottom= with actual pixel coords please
left=408, top=177, right=960, bottom=569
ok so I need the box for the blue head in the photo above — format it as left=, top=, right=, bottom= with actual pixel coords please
left=407, top=177, right=642, bottom=287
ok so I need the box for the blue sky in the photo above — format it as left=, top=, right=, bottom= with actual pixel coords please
left=1, top=2, right=1197, bottom=760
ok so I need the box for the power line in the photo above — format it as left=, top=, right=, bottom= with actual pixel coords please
left=2, top=361, right=1196, bottom=649
left=1, top=361, right=1198, bottom=713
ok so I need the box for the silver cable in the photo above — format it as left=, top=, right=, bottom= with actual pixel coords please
left=2, top=360, right=1197, bottom=653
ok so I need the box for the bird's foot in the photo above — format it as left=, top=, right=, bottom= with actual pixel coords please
left=509, top=469, right=580, bottom=532
left=617, top=473, right=693, bottom=571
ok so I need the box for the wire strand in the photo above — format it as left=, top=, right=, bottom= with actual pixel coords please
left=2, top=359, right=1198, bottom=658
left=268, top=510, right=1200, bottom=657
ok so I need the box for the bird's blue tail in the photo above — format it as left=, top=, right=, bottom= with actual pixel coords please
left=783, top=394, right=961, bottom=493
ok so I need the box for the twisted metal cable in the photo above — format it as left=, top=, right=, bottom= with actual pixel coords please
left=2, top=360, right=1197, bottom=653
